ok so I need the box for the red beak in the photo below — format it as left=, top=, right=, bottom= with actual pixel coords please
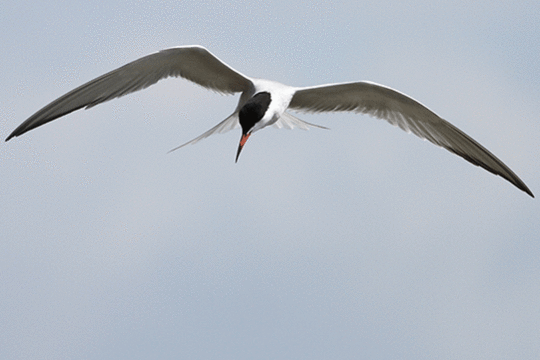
left=236, top=133, right=251, bottom=162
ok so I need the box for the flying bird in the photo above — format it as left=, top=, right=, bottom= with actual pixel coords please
left=5, top=46, right=533, bottom=197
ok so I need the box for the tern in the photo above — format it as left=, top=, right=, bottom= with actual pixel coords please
left=5, top=45, right=533, bottom=197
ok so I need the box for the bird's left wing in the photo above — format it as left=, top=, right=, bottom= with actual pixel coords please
left=289, top=81, right=533, bottom=197
left=6, top=46, right=252, bottom=140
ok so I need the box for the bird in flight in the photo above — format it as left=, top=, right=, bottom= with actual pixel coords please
left=5, top=45, right=533, bottom=197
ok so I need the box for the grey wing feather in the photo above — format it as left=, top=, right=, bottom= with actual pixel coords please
left=6, top=46, right=252, bottom=140
left=289, top=81, right=533, bottom=197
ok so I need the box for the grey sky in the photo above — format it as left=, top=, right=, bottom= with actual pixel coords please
left=1, top=1, right=539, bottom=359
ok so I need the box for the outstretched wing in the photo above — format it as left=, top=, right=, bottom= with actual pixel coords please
left=289, top=81, right=533, bottom=197
left=6, top=46, right=252, bottom=140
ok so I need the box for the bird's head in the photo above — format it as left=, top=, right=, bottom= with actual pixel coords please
left=236, top=91, right=271, bottom=162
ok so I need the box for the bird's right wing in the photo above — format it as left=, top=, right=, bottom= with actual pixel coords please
left=6, top=46, right=252, bottom=141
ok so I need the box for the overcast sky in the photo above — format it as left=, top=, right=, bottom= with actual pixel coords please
left=1, top=1, right=539, bottom=359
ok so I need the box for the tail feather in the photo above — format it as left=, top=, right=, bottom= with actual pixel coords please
left=168, top=113, right=239, bottom=153
left=272, top=112, right=329, bottom=130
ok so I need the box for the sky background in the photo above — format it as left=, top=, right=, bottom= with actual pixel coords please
left=1, top=1, right=539, bottom=359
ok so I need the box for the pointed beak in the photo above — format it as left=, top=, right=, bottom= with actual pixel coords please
left=236, top=133, right=251, bottom=163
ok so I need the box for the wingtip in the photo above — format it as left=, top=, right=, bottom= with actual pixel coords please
left=515, top=180, right=534, bottom=198
left=513, top=176, right=534, bottom=198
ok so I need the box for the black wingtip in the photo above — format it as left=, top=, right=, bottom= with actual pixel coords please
left=508, top=175, right=534, bottom=198
left=5, top=129, right=17, bottom=141
left=6, top=122, right=31, bottom=142
left=524, top=187, right=534, bottom=198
